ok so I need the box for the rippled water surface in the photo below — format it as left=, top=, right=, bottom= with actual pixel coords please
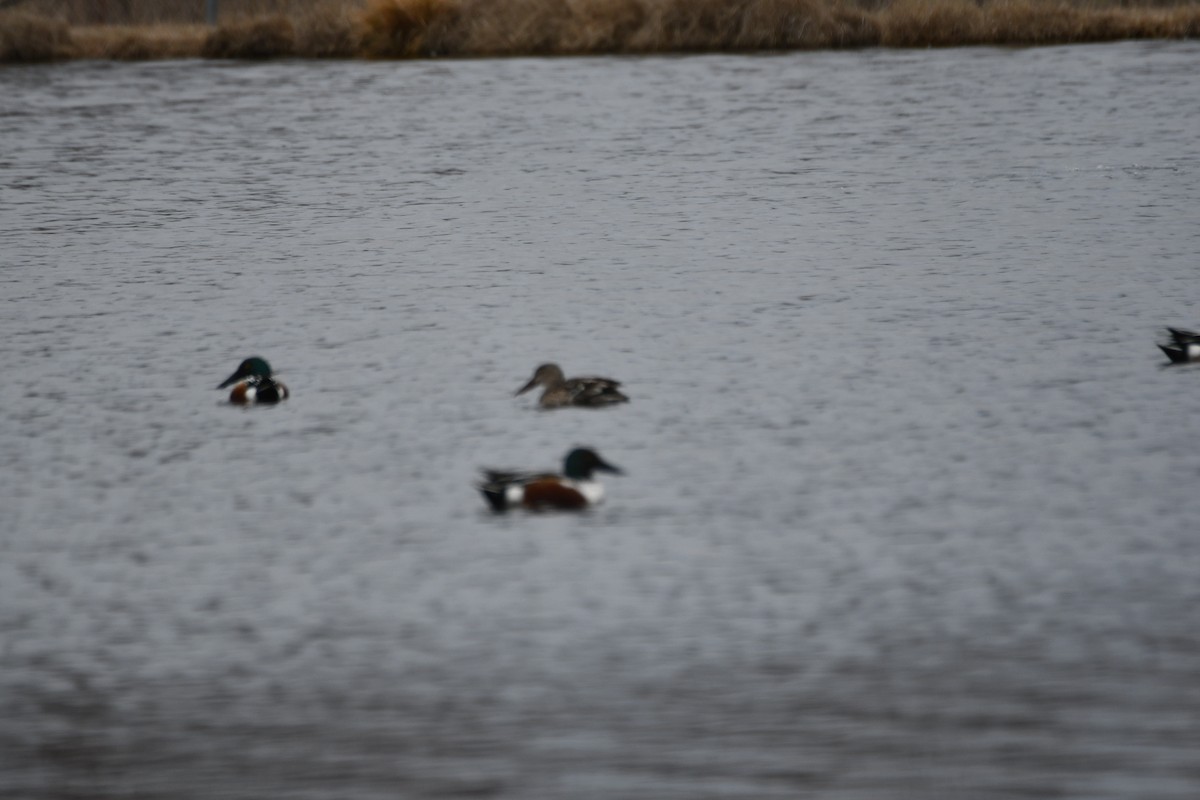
left=2, top=43, right=1199, bottom=799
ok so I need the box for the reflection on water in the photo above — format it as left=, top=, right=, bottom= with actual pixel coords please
left=2, top=43, right=1200, bottom=799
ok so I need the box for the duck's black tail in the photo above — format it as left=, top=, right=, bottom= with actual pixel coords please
left=1159, top=344, right=1188, bottom=364
left=479, top=484, right=508, bottom=512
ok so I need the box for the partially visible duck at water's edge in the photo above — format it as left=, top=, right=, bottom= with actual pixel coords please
left=478, top=448, right=623, bottom=512
left=515, top=363, right=629, bottom=409
left=1159, top=327, right=1200, bottom=364
left=218, top=356, right=289, bottom=405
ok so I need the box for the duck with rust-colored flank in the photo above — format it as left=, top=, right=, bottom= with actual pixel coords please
left=1159, top=327, right=1200, bottom=364
left=515, top=363, right=629, bottom=409
left=478, top=448, right=623, bottom=512
left=218, top=356, right=289, bottom=405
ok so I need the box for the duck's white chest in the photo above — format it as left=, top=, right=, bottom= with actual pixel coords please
left=570, top=480, right=605, bottom=504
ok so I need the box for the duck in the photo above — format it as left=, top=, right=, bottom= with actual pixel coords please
left=218, top=357, right=289, bottom=404
left=1159, top=328, right=1200, bottom=364
left=515, top=363, right=629, bottom=409
left=478, top=448, right=623, bottom=512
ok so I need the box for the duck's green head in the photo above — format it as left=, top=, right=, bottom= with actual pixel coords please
left=563, top=448, right=623, bottom=480
left=218, top=356, right=273, bottom=389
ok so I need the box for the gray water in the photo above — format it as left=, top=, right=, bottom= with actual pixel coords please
left=2, top=42, right=1199, bottom=800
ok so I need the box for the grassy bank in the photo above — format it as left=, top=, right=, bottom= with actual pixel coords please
left=2, top=0, right=1198, bottom=61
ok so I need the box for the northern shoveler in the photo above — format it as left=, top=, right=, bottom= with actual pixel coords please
left=1160, top=328, right=1200, bottom=364
left=515, top=363, right=629, bottom=409
left=478, top=448, right=623, bottom=512
left=218, top=356, right=289, bottom=405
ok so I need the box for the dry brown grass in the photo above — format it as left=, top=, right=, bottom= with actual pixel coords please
left=69, top=24, right=207, bottom=59
left=972, top=0, right=1200, bottom=44
left=358, top=0, right=1200, bottom=54
left=561, top=0, right=647, bottom=52
left=0, top=9, right=70, bottom=61
left=295, top=0, right=361, bottom=55
left=625, top=0, right=823, bottom=50
left=359, top=0, right=461, bottom=56
left=880, top=0, right=985, bottom=46
left=1, top=0, right=1198, bottom=61
left=454, top=0, right=571, bottom=55
left=829, top=4, right=884, bottom=46
left=4, top=0, right=363, bottom=26
left=201, top=13, right=295, bottom=57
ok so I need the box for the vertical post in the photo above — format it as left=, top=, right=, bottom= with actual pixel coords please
left=206, top=0, right=218, bottom=25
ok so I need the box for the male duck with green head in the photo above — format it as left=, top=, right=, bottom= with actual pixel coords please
left=478, top=448, right=623, bottom=512
left=218, top=356, right=289, bottom=405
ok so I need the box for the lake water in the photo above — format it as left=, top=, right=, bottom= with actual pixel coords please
left=2, top=42, right=1199, bottom=799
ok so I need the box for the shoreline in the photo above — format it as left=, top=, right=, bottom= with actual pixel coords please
left=3, top=0, right=1199, bottom=62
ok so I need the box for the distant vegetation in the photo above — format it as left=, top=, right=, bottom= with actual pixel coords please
left=2, top=0, right=1198, bottom=61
